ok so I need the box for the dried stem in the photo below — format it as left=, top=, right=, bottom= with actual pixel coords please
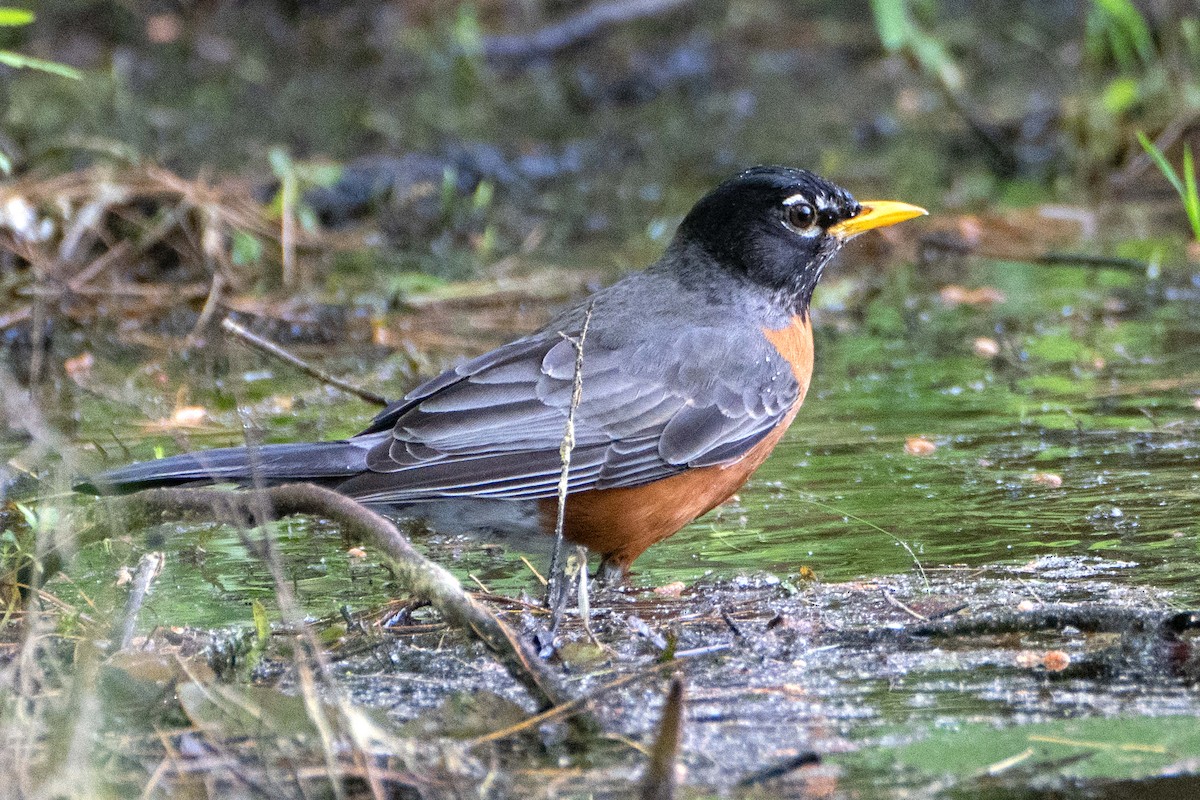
left=548, top=302, right=593, bottom=630
left=221, top=317, right=388, bottom=406
left=115, top=551, right=164, bottom=649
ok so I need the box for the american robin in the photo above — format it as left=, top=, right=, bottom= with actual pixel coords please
left=82, top=166, right=926, bottom=578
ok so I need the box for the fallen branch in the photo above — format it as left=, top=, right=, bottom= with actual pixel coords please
left=110, top=483, right=569, bottom=711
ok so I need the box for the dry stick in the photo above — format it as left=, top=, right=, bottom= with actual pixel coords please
left=279, top=167, right=297, bottom=289
left=1027, top=252, right=1152, bottom=273
left=470, top=658, right=679, bottom=746
left=924, top=236, right=1154, bottom=273
left=117, top=484, right=569, bottom=711
left=65, top=239, right=132, bottom=292
left=639, top=676, right=684, bottom=800
left=548, top=303, right=593, bottom=632
left=483, top=0, right=695, bottom=64
left=184, top=270, right=227, bottom=350
left=115, top=551, right=164, bottom=649
left=881, top=589, right=929, bottom=623
left=220, top=317, right=389, bottom=407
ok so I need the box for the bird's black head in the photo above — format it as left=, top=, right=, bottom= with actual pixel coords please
left=672, top=166, right=863, bottom=316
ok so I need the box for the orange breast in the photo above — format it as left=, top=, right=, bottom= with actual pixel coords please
left=543, top=316, right=814, bottom=573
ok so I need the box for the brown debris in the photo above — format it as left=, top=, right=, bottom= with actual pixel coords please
left=904, top=436, right=938, bottom=456
left=939, top=284, right=1007, bottom=307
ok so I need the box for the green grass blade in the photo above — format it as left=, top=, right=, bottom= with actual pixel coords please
left=1137, top=131, right=1184, bottom=196
left=0, top=50, right=82, bottom=79
left=1093, top=0, right=1155, bottom=66
left=1182, top=145, right=1200, bottom=241
left=870, top=0, right=913, bottom=52
left=0, top=8, right=34, bottom=26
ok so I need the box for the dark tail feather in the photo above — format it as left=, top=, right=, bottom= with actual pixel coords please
left=77, top=441, right=372, bottom=495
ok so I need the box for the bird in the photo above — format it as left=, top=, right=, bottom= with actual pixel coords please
left=81, top=166, right=926, bottom=579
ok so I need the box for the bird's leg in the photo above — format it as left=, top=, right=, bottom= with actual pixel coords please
left=575, top=545, right=601, bottom=645
left=595, top=555, right=627, bottom=585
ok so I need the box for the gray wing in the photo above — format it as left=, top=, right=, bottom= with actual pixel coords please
left=337, top=324, right=799, bottom=503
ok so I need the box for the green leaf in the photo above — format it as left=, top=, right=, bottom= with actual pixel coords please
left=230, top=230, right=263, bottom=266
left=0, top=8, right=34, bottom=26
left=0, top=50, right=83, bottom=79
left=251, top=599, right=270, bottom=644
left=471, top=179, right=493, bottom=213
left=452, top=3, right=483, bottom=57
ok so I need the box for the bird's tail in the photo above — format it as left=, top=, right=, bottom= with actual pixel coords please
left=77, top=441, right=372, bottom=495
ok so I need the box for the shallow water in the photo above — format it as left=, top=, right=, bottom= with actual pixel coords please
left=55, top=252, right=1200, bottom=629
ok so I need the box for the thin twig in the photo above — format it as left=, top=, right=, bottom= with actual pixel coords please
left=470, top=659, right=678, bottom=746
left=1026, top=251, right=1153, bottom=272
left=220, top=317, right=388, bottom=406
left=519, top=555, right=548, bottom=587
left=184, top=271, right=227, bottom=350
left=882, top=589, right=929, bottom=622
left=548, top=302, right=593, bottom=630
left=65, top=240, right=132, bottom=292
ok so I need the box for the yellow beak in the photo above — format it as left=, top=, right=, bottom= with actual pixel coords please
left=828, top=200, right=928, bottom=241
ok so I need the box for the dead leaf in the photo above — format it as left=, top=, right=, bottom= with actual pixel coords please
left=64, top=351, right=94, bottom=383
left=940, top=285, right=1006, bottom=306
left=905, top=436, right=937, bottom=456
left=972, top=337, right=1000, bottom=358
left=1030, top=472, right=1063, bottom=488
left=1043, top=650, right=1071, bottom=672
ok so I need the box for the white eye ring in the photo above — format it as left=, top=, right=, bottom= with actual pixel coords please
left=785, top=202, right=816, bottom=230
left=782, top=194, right=821, bottom=234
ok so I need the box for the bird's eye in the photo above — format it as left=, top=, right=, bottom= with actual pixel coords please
left=785, top=202, right=817, bottom=230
